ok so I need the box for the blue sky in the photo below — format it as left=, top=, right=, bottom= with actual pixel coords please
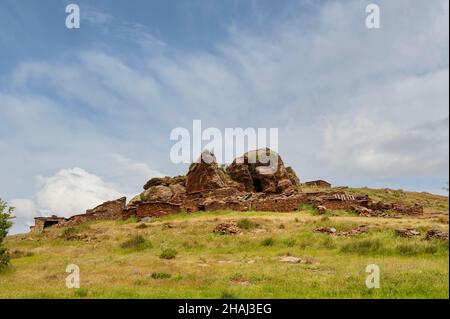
left=0, top=0, right=448, bottom=233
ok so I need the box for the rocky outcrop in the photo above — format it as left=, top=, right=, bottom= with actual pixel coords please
left=185, top=151, right=226, bottom=194
left=30, top=148, right=426, bottom=232
left=143, top=176, right=186, bottom=190
left=227, top=148, right=296, bottom=194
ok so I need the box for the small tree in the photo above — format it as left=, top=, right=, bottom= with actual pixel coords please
left=0, top=198, right=14, bottom=271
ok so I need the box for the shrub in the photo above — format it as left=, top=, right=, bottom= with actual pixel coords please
left=0, top=198, right=14, bottom=271
left=283, top=238, right=296, bottom=247
left=261, top=238, right=275, bottom=247
left=299, top=204, right=321, bottom=215
left=160, top=248, right=178, bottom=259
left=0, top=247, right=9, bottom=271
left=60, top=227, right=79, bottom=240
left=237, top=219, right=254, bottom=230
left=120, top=236, right=152, bottom=251
left=151, top=272, right=172, bottom=279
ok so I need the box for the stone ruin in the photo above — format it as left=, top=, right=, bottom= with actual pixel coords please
left=30, top=148, right=424, bottom=232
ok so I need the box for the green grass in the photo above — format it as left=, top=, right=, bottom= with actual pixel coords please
left=1, top=209, right=448, bottom=299
left=120, top=236, right=152, bottom=251
left=159, top=248, right=178, bottom=260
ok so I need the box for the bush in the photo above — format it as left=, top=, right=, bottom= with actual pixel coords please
left=237, top=219, right=254, bottom=230
left=0, top=198, right=14, bottom=271
left=0, top=247, right=10, bottom=271
left=151, top=272, right=172, bottom=279
left=60, top=227, right=79, bottom=240
left=299, top=204, right=321, bottom=215
left=261, top=238, right=275, bottom=247
left=120, top=236, right=152, bottom=251
left=160, top=248, right=178, bottom=259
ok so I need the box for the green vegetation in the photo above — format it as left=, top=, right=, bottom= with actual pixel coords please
left=0, top=187, right=449, bottom=298
left=151, top=272, right=172, bottom=279
left=160, top=248, right=178, bottom=260
left=120, top=235, right=152, bottom=251
left=237, top=218, right=255, bottom=230
left=0, top=199, right=14, bottom=271
left=261, top=237, right=275, bottom=247
left=299, top=204, right=321, bottom=215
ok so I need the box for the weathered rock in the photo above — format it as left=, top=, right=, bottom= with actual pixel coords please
left=395, top=228, right=420, bottom=238
left=142, top=185, right=173, bottom=202
left=286, top=166, right=300, bottom=186
left=252, top=195, right=299, bottom=212
left=425, top=229, right=449, bottom=240
left=227, top=148, right=298, bottom=194
left=213, top=222, right=240, bottom=235
left=314, top=225, right=369, bottom=237
left=392, top=203, right=423, bottom=216
left=136, top=202, right=181, bottom=218
left=280, top=256, right=304, bottom=264
left=316, top=205, right=327, bottom=214
left=185, top=151, right=225, bottom=194
left=335, top=225, right=369, bottom=237
left=314, top=227, right=337, bottom=234
left=143, top=175, right=186, bottom=190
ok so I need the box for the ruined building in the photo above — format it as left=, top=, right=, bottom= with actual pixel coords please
left=31, top=148, right=423, bottom=232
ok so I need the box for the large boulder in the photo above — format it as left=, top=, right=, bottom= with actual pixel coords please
left=143, top=175, right=186, bottom=190
left=185, top=151, right=226, bottom=194
left=227, top=148, right=298, bottom=194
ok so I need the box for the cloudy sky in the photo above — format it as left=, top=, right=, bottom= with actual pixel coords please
left=0, top=0, right=448, bottom=234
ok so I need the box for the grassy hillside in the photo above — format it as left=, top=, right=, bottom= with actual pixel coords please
left=1, top=191, right=448, bottom=299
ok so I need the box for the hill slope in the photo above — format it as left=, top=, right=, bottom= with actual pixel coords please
left=1, top=188, right=449, bottom=299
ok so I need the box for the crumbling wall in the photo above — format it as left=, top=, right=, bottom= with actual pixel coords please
left=136, top=202, right=181, bottom=218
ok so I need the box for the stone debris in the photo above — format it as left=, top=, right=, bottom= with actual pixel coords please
left=280, top=256, right=305, bottom=264
left=140, top=217, right=152, bottom=223
left=395, top=228, right=420, bottom=238
left=314, top=227, right=337, bottom=234
left=425, top=229, right=449, bottom=241
left=213, top=222, right=240, bottom=235
left=335, top=225, right=369, bottom=237
left=314, top=225, right=369, bottom=237
left=316, top=205, right=327, bottom=214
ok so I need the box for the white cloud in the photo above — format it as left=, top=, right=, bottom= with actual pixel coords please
left=36, top=167, right=122, bottom=217
left=9, top=198, right=37, bottom=234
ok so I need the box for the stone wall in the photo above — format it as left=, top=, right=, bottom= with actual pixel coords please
left=136, top=202, right=181, bottom=218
